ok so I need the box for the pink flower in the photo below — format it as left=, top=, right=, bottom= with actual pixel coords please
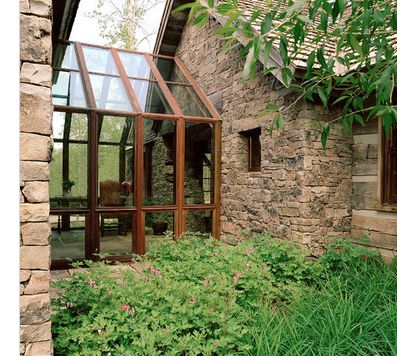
left=130, top=307, right=136, bottom=316
left=233, top=273, right=243, bottom=281
left=246, top=247, right=254, bottom=254
left=214, top=341, right=219, bottom=347
left=191, top=297, right=197, bottom=303
left=149, top=266, right=161, bottom=275
left=203, top=279, right=210, bottom=286
left=88, top=279, right=96, bottom=287
left=120, top=304, right=130, bottom=310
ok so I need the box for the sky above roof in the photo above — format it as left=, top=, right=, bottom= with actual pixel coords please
left=70, top=0, right=166, bottom=52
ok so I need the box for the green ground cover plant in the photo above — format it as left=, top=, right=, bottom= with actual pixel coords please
left=51, top=233, right=397, bottom=355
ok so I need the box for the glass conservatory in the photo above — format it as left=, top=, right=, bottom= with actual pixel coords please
left=50, top=41, right=221, bottom=267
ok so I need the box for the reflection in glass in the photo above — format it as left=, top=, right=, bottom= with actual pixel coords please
left=99, top=213, right=133, bottom=256
left=144, top=119, right=176, bottom=205
left=53, top=43, right=79, bottom=70
left=50, top=213, right=86, bottom=260
left=145, top=211, right=174, bottom=251
left=153, top=57, right=188, bottom=83
left=168, top=83, right=211, bottom=117
left=185, top=211, right=213, bottom=234
left=98, top=116, right=135, bottom=207
left=130, top=80, right=173, bottom=114
left=90, top=74, right=132, bottom=111
left=185, top=122, right=215, bottom=204
left=50, top=112, right=88, bottom=209
left=118, top=51, right=151, bottom=79
left=82, top=46, right=118, bottom=75
left=52, top=70, right=86, bottom=107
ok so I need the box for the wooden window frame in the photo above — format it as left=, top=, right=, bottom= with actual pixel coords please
left=241, top=128, right=261, bottom=172
left=381, top=127, right=397, bottom=205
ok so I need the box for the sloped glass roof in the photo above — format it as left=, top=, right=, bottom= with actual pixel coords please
left=52, top=42, right=217, bottom=119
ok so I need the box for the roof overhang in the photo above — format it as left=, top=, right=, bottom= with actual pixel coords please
left=52, top=0, right=81, bottom=44
left=153, top=0, right=190, bottom=56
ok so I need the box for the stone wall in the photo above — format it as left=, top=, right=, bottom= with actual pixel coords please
left=351, top=121, right=397, bottom=260
left=175, top=17, right=353, bottom=255
left=20, top=0, right=53, bottom=354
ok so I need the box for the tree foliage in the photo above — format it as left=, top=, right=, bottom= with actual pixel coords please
left=88, top=0, right=162, bottom=50
left=177, top=0, right=397, bottom=149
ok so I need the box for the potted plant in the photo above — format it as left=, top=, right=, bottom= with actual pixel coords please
left=152, top=212, right=169, bottom=235
left=62, top=179, right=75, bottom=196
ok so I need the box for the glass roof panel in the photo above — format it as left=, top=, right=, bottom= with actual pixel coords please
left=90, top=74, right=132, bottom=111
left=53, top=43, right=79, bottom=70
left=118, top=51, right=152, bottom=79
left=52, top=70, right=87, bottom=107
left=152, top=57, right=188, bottom=84
left=167, top=83, right=211, bottom=117
left=52, top=42, right=217, bottom=118
left=82, top=46, right=118, bottom=75
left=130, top=79, right=173, bottom=114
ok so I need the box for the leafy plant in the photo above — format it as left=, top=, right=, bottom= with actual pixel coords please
left=62, top=179, right=75, bottom=195
left=51, top=233, right=396, bottom=355
left=176, top=0, right=397, bottom=149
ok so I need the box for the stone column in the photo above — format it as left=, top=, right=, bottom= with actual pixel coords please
left=20, top=1, right=53, bottom=355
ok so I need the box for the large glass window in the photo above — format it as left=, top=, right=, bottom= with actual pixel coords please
left=99, top=213, right=134, bottom=256
left=98, top=116, right=135, bottom=207
left=50, top=213, right=86, bottom=260
left=185, top=210, right=213, bottom=234
left=50, top=112, right=88, bottom=209
left=144, top=118, right=176, bottom=206
left=145, top=211, right=175, bottom=252
left=185, top=122, right=215, bottom=205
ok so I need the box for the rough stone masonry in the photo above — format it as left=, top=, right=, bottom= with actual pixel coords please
left=20, top=0, right=53, bottom=355
left=175, top=17, right=353, bottom=256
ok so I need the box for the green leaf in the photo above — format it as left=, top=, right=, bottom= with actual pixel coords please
left=319, top=12, right=328, bottom=32
left=316, top=46, right=326, bottom=67
left=193, top=12, right=209, bottom=27
left=261, top=14, right=272, bottom=35
left=265, top=103, right=279, bottom=110
left=174, top=2, right=196, bottom=13
left=321, top=123, right=330, bottom=151
left=332, top=95, right=349, bottom=105
left=279, top=35, right=289, bottom=66
left=347, top=33, right=363, bottom=57
left=262, top=40, right=273, bottom=69
left=317, top=87, right=328, bottom=108
left=332, top=0, right=339, bottom=22
left=353, top=114, right=365, bottom=126
left=307, top=51, right=315, bottom=72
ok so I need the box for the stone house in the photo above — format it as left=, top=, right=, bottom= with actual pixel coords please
left=19, top=0, right=396, bottom=354
left=154, top=0, right=397, bottom=259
